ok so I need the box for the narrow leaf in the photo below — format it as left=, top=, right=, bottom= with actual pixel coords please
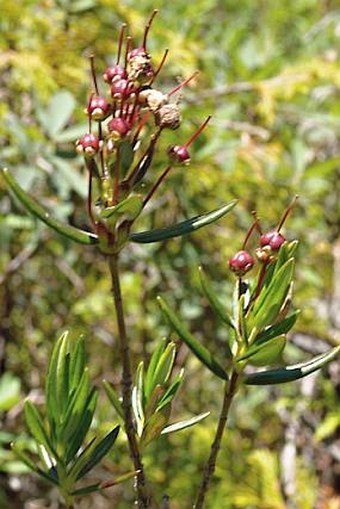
left=161, top=411, right=210, bottom=435
left=24, top=401, right=56, bottom=458
left=158, top=297, right=228, bottom=381
left=254, top=311, right=300, bottom=345
left=130, top=200, right=237, bottom=243
left=11, top=444, right=59, bottom=486
left=244, top=346, right=340, bottom=385
left=237, top=336, right=286, bottom=366
left=198, top=266, right=235, bottom=332
left=140, top=404, right=171, bottom=448
left=152, top=342, right=176, bottom=388
left=103, top=381, right=124, bottom=420
left=145, top=339, right=167, bottom=400
left=132, top=362, right=145, bottom=437
left=76, top=426, right=120, bottom=479
left=1, top=168, right=98, bottom=245
left=71, top=483, right=101, bottom=496
left=99, top=195, right=143, bottom=221
left=70, top=335, right=86, bottom=389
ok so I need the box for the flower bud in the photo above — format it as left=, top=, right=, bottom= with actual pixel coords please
left=87, top=96, right=111, bottom=121
left=229, top=250, right=255, bottom=276
left=260, top=231, right=285, bottom=251
left=103, top=64, right=127, bottom=83
left=107, top=117, right=131, bottom=141
left=75, top=133, right=101, bottom=157
left=111, top=79, right=135, bottom=100
left=168, top=145, right=190, bottom=164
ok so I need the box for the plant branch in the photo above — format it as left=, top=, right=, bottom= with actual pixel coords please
left=193, top=370, right=239, bottom=509
left=108, top=254, right=150, bottom=508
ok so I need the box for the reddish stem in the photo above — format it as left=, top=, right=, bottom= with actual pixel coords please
left=150, top=49, right=169, bottom=84
left=184, top=116, right=211, bottom=148
left=143, top=165, right=172, bottom=207
left=277, top=195, right=299, bottom=232
left=142, top=9, right=158, bottom=50
left=168, top=71, right=199, bottom=96
left=113, top=145, right=121, bottom=204
left=89, top=55, right=99, bottom=94
left=116, top=23, right=127, bottom=64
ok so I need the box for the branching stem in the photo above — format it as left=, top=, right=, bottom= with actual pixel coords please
left=193, top=371, right=239, bottom=509
left=108, top=254, right=150, bottom=508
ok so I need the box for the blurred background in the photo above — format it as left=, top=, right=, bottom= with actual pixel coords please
left=0, top=0, right=339, bottom=507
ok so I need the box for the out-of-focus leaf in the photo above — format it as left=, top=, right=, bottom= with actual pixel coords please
left=157, top=297, right=228, bottom=381
left=1, top=169, right=98, bottom=245
left=68, top=0, right=97, bottom=13
left=161, top=411, right=210, bottom=435
left=130, top=200, right=237, bottom=243
left=44, top=91, right=76, bottom=139
left=0, top=373, right=21, bottom=412
left=244, top=346, right=340, bottom=385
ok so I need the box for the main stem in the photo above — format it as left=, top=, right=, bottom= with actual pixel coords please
left=108, top=254, right=149, bottom=508
left=193, top=370, right=239, bottom=509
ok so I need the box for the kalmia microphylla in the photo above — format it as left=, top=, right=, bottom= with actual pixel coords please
left=74, top=10, right=210, bottom=254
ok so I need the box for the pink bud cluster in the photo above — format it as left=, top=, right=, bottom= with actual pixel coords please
left=75, top=11, right=211, bottom=215
left=229, top=197, right=298, bottom=277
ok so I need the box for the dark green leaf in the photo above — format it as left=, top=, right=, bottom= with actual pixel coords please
left=237, top=336, right=286, bottom=366
left=145, top=340, right=167, bottom=400
left=156, top=369, right=184, bottom=412
left=71, top=483, right=101, bottom=496
left=152, top=342, right=176, bottom=389
left=76, top=426, right=120, bottom=479
left=1, top=168, right=98, bottom=245
left=244, top=346, right=340, bottom=385
left=130, top=200, right=237, bottom=243
left=140, top=404, right=171, bottom=448
left=11, top=443, right=59, bottom=486
left=70, top=335, right=86, bottom=389
left=158, top=297, right=228, bottom=381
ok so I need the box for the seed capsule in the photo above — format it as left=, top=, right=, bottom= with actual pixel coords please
left=168, top=145, right=190, bottom=164
left=107, top=118, right=131, bottom=141
left=155, top=103, right=181, bottom=130
left=87, top=96, right=111, bottom=121
left=260, top=231, right=285, bottom=251
left=75, top=133, right=101, bottom=157
left=103, top=65, right=127, bottom=83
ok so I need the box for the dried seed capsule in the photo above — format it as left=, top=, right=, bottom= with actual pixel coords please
left=155, top=103, right=181, bottom=130
left=139, top=88, right=168, bottom=112
left=229, top=250, right=255, bottom=276
left=75, top=133, right=101, bottom=157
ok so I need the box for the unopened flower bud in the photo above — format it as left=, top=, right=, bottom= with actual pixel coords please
left=107, top=117, right=131, bottom=141
left=87, top=96, right=111, bottom=121
left=103, top=64, right=127, bottom=83
left=168, top=145, right=190, bottom=164
left=260, top=231, right=285, bottom=251
left=111, top=79, right=135, bottom=100
left=155, top=103, right=181, bottom=130
left=229, top=250, right=255, bottom=276
left=75, top=133, right=101, bottom=157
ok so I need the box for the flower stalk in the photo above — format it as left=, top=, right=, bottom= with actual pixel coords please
left=108, top=254, right=150, bottom=508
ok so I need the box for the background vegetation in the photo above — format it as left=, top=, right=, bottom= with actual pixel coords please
left=0, top=0, right=339, bottom=507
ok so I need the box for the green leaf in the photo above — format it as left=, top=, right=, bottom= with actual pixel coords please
left=130, top=200, right=237, bottom=243
left=161, top=411, right=210, bottom=435
left=152, top=342, right=176, bottom=389
left=119, top=140, right=135, bottom=177
left=237, top=336, right=286, bottom=366
left=61, top=369, right=90, bottom=443
left=198, top=266, right=235, bottom=331
left=244, top=346, right=340, bottom=385
left=71, top=483, right=101, bottom=496
left=1, top=168, right=98, bottom=245
left=140, top=404, right=171, bottom=448
left=156, top=369, right=184, bottom=412
left=55, top=333, right=71, bottom=419
left=11, top=443, right=59, bottom=486
left=251, top=259, right=295, bottom=330
left=145, top=340, right=167, bottom=400
left=76, top=426, right=120, bottom=479
left=65, top=388, right=98, bottom=464
left=69, top=335, right=86, bottom=389
left=158, top=297, right=228, bottom=381
left=254, top=311, right=300, bottom=345
left=103, top=381, right=124, bottom=420
left=46, top=331, right=68, bottom=434
left=99, top=195, right=143, bottom=221
left=24, top=401, right=56, bottom=458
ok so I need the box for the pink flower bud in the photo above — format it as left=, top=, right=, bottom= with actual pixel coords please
left=75, top=133, right=101, bottom=157
left=260, top=231, right=285, bottom=251
left=107, top=117, right=131, bottom=140
left=229, top=250, right=255, bottom=276
left=103, top=65, right=127, bottom=83
left=87, top=96, right=111, bottom=121
left=168, top=145, right=190, bottom=164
